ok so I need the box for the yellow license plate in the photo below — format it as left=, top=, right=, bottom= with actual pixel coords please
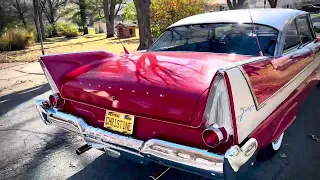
left=104, top=110, right=135, bottom=135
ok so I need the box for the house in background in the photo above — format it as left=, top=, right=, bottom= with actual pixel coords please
left=206, top=0, right=228, bottom=12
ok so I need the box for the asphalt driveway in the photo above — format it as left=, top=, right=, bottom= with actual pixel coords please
left=0, top=83, right=319, bottom=180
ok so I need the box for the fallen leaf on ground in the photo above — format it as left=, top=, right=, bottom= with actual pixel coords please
left=309, top=134, right=320, bottom=143
left=69, top=162, right=76, bottom=167
left=279, top=153, right=287, bottom=158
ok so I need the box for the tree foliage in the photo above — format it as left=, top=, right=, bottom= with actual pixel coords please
left=150, top=0, right=206, bottom=37
left=67, top=0, right=89, bottom=34
left=267, top=0, right=278, bottom=8
left=86, top=0, right=104, bottom=22
left=7, top=0, right=31, bottom=28
left=124, top=2, right=136, bottom=22
left=227, top=0, right=246, bottom=10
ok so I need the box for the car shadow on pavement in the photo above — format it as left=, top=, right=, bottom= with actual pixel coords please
left=69, top=152, right=207, bottom=180
left=0, top=84, right=50, bottom=116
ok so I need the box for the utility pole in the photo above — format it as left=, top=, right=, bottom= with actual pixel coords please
left=264, top=0, right=266, bottom=8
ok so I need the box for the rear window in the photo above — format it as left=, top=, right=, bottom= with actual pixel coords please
left=148, top=23, right=279, bottom=56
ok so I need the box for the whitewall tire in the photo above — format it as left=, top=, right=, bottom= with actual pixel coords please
left=257, top=131, right=285, bottom=161
left=271, top=132, right=284, bottom=151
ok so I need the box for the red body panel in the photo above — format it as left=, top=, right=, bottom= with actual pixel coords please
left=41, top=51, right=254, bottom=153
left=250, top=67, right=320, bottom=148
left=41, top=51, right=117, bottom=92
left=42, top=51, right=252, bottom=124
left=41, top=48, right=320, bottom=153
left=62, top=99, right=233, bottom=152
left=247, top=40, right=320, bottom=148
left=242, top=50, right=314, bottom=106
left=224, top=73, right=239, bottom=145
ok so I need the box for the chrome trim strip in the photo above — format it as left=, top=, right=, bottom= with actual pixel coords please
left=38, top=100, right=144, bottom=151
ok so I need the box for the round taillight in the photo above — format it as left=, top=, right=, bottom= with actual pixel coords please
left=202, top=127, right=229, bottom=148
left=49, top=93, right=62, bottom=107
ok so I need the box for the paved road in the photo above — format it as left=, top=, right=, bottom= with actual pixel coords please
left=0, top=84, right=319, bottom=180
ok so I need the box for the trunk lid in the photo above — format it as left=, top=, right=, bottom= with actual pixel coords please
left=44, top=51, right=252, bottom=123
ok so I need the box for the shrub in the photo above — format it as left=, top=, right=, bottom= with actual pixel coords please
left=55, top=22, right=79, bottom=38
left=45, top=23, right=79, bottom=38
left=0, top=28, right=34, bottom=51
left=45, top=24, right=55, bottom=37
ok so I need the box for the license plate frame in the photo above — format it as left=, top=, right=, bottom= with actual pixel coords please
left=104, top=110, right=135, bottom=135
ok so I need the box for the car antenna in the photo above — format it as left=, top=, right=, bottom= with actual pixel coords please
left=114, top=32, right=130, bottom=55
left=247, top=7, right=264, bottom=57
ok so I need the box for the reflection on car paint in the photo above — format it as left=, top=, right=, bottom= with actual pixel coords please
left=242, top=49, right=314, bottom=106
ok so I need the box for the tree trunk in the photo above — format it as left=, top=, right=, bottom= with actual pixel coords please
left=39, top=11, right=46, bottom=41
left=133, top=0, right=153, bottom=50
left=79, top=0, right=88, bottom=34
left=48, top=0, right=55, bottom=23
left=227, top=0, right=245, bottom=10
left=268, top=0, right=278, bottom=8
left=33, top=0, right=41, bottom=42
left=19, top=12, right=28, bottom=28
left=47, top=0, right=58, bottom=36
left=0, top=4, right=5, bottom=35
left=103, top=0, right=116, bottom=38
left=107, top=0, right=116, bottom=37
left=227, top=0, right=234, bottom=10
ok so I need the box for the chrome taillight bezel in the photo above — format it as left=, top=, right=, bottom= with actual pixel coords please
left=203, top=73, right=234, bottom=141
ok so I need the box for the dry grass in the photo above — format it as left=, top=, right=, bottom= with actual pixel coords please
left=0, top=33, right=139, bottom=63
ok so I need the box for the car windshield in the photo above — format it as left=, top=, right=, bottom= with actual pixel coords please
left=148, top=23, right=279, bottom=56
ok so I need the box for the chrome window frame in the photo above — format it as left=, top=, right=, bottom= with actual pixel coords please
left=282, top=18, right=301, bottom=54
left=296, top=15, right=316, bottom=45
left=279, top=14, right=317, bottom=56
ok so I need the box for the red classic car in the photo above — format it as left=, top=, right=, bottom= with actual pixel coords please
left=36, top=9, right=320, bottom=179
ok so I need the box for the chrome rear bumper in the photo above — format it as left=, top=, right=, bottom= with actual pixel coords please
left=36, top=100, right=258, bottom=179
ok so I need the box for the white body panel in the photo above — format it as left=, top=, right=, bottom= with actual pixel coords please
left=169, top=9, right=306, bottom=31
left=226, top=57, right=320, bottom=143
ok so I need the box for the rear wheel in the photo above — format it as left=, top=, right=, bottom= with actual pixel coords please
left=257, top=132, right=284, bottom=161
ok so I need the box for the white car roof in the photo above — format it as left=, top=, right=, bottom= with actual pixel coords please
left=168, top=8, right=307, bottom=31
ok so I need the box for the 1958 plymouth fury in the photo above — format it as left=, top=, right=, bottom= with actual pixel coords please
left=36, top=9, right=320, bottom=179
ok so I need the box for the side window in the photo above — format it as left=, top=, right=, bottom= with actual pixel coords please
left=297, top=16, right=314, bottom=44
left=284, top=21, right=300, bottom=51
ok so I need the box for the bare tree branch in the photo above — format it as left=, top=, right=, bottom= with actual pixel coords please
left=115, top=0, right=123, bottom=16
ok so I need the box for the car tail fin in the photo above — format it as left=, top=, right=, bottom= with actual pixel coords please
left=202, top=73, right=235, bottom=146
left=39, top=51, right=117, bottom=93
